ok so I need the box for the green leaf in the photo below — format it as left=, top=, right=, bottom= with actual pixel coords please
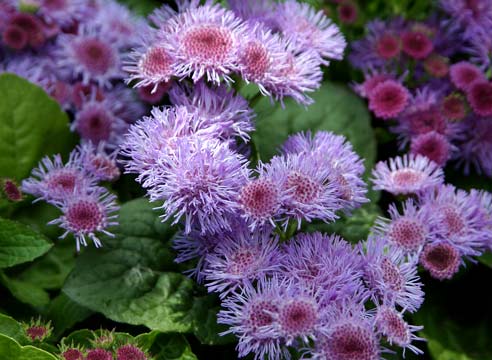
left=0, top=333, right=57, bottom=360
left=305, top=202, right=381, bottom=243
left=0, top=271, right=50, bottom=308
left=63, top=198, right=231, bottom=343
left=0, top=73, right=74, bottom=181
left=116, top=0, right=161, bottom=16
left=136, top=331, right=197, bottom=360
left=251, top=82, right=376, bottom=171
left=0, top=314, right=28, bottom=344
left=0, top=217, right=52, bottom=268
left=478, top=252, right=492, bottom=268
left=46, top=294, right=92, bottom=339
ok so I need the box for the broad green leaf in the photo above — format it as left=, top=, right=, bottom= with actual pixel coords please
left=0, top=314, right=28, bottom=344
left=116, top=0, right=161, bottom=15
left=251, top=82, right=376, bottom=171
left=63, top=198, right=232, bottom=343
left=0, top=271, right=50, bottom=308
left=0, top=217, right=52, bottom=268
left=46, top=294, right=92, bottom=339
left=0, top=74, right=74, bottom=181
left=137, top=332, right=197, bottom=360
left=478, top=252, right=492, bottom=268
left=0, top=333, right=57, bottom=360
left=15, top=241, right=76, bottom=291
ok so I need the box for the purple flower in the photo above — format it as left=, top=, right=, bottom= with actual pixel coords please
left=368, top=79, right=410, bottom=120
left=419, top=241, right=462, bottom=280
left=375, top=199, right=436, bottom=254
left=204, top=224, right=281, bottom=297
left=49, top=187, right=119, bottom=251
left=449, top=61, right=485, bottom=91
left=77, top=142, right=120, bottom=182
left=361, top=235, right=424, bottom=312
left=56, top=25, right=123, bottom=87
left=36, top=0, right=88, bottom=28
left=375, top=305, right=424, bottom=356
left=419, top=184, right=486, bottom=257
left=371, top=154, right=444, bottom=195
left=456, top=116, right=492, bottom=177
left=236, top=25, right=290, bottom=98
left=313, top=300, right=380, bottom=360
left=410, top=131, right=454, bottom=167
left=218, top=277, right=288, bottom=360
left=169, top=81, right=255, bottom=141
left=148, top=138, right=251, bottom=234
left=173, top=228, right=220, bottom=283
left=228, top=0, right=279, bottom=30
left=124, top=29, right=175, bottom=90
left=22, top=153, right=93, bottom=204
left=262, top=153, right=339, bottom=225
left=349, top=18, right=406, bottom=71
left=120, top=106, right=213, bottom=186
left=161, top=3, right=248, bottom=84
left=466, top=80, right=492, bottom=117
left=279, top=232, right=364, bottom=303
left=440, top=0, right=492, bottom=37
left=116, top=344, right=148, bottom=360
left=280, top=131, right=368, bottom=211
left=72, top=95, right=128, bottom=149
left=276, top=0, right=346, bottom=64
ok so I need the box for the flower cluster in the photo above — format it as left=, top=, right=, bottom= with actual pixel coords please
left=372, top=154, right=492, bottom=281
left=60, top=330, right=151, bottom=360
left=350, top=5, right=492, bottom=177
left=22, top=144, right=119, bottom=251
left=125, top=0, right=346, bottom=105
left=0, top=0, right=149, bottom=150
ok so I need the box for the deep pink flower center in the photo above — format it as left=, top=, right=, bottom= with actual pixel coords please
left=183, top=25, right=233, bottom=62
left=409, top=109, right=446, bottom=135
left=441, top=206, right=465, bottom=236
left=389, top=218, right=426, bottom=250
left=279, top=300, right=317, bottom=335
left=228, top=248, right=256, bottom=274
left=141, top=47, right=173, bottom=77
left=73, top=38, right=115, bottom=75
left=117, top=344, right=147, bottom=360
left=328, top=323, right=376, bottom=359
left=286, top=171, right=321, bottom=203
left=423, top=243, right=459, bottom=270
left=26, top=326, right=48, bottom=341
left=77, top=106, right=113, bottom=142
left=376, top=34, right=400, bottom=59
left=442, top=95, right=465, bottom=121
left=240, top=180, right=279, bottom=218
left=391, top=169, right=424, bottom=187
left=66, top=200, right=104, bottom=232
left=380, top=257, right=404, bottom=291
left=48, top=171, right=77, bottom=193
left=62, top=349, right=84, bottom=360
left=241, top=41, right=269, bottom=79
left=248, top=300, right=277, bottom=329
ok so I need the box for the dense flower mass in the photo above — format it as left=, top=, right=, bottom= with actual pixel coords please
left=4, top=1, right=492, bottom=360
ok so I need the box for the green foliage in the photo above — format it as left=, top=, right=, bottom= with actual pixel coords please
left=0, top=74, right=75, bottom=181
left=46, top=294, right=92, bottom=339
left=251, top=82, right=376, bottom=173
left=0, top=217, right=52, bottom=269
left=0, top=314, right=29, bottom=344
left=0, top=333, right=57, bottom=360
left=63, top=198, right=233, bottom=345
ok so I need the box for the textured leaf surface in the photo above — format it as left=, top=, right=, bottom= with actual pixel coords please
left=0, top=217, right=52, bottom=268
left=0, top=74, right=74, bottom=180
left=0, top=333, right=57, bottom=360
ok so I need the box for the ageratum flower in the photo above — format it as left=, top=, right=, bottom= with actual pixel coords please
left=77, top=142, right=120, bottom=182
left=368, top=79, right=410, bottom=119
left=313, top=301, right=380, bottom=360
left=86, top=349, right=112, bottom=360
left=375, top=199, right=436, bottom=254
left=419, top=184, right=487, bottom=257
left=466, top=80, right=492, bottom=117
left=280, top=232, right=364, bottom=303
left=22, top=153, right=94, bottom=204
left=161, top=3, right=248, bottom=84
left=36, top=0, right=88, bottom=28
left=362, top=236, right=424, bottom=312
left=72, top=96, right=128, bottom=149
left=262, top=153, right=339, bottom=225
left=204, top=224, right=281, bottom=297
left=371, top=154, right=444, bottom=195
left=276, top=0, right=346, bottom=64
left=419, top=241, right=461, bottom=280
left=148, top=138, right=251, bottom=234
left=169, top=81, right=255, bottom=141
left=228, top=0, right=279, bottom=30
left=120, top=106, right=213, bottom=186
left=449, top=61, right=485, bottom=91
left=124, top=29, right=175, bottom=90
left=456, top=116, right=492, bottom=177
left=401, top=30, right=434, bottom=60
left=440, top=0, right=492, bottom=37
left=49, top=188, right=119, bottom=251
left=218, top=278, right=288, bottom=360
left=280, top=131, right=368, bottom=211
left=116, top=344, right=148, bottom=360
left=375, top=305, right=424, bottom=356
left=57, top=26, right=123, bottom=87
left=410, top=131, right=454, bottom=167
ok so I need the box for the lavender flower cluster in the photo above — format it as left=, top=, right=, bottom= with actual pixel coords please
left=372, top=154, right=492, bottom=281
left=125, top=0, right=346, bottom=105
left=0, top=0, right=150, bottom=150
left=350, top=0, right=492, bottom=177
